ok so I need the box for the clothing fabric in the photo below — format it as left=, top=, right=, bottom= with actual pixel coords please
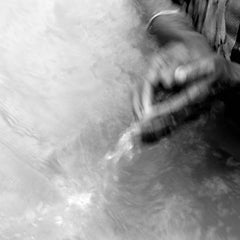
left=175, top=0, right=240, bottom=63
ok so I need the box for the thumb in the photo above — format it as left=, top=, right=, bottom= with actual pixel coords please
left=174, top=57, right=216, bottom=85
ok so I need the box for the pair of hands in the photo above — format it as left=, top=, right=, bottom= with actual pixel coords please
left=133, top=41, right=234, bottom=141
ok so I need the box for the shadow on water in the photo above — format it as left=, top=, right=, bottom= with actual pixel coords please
left=102, top=115, right=240, bottom=240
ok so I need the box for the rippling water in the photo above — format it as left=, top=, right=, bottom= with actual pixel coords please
left=1, top=0, right=240, bottom=239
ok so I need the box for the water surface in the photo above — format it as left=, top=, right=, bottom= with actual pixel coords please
left=0, top=1, right=240, bottom=240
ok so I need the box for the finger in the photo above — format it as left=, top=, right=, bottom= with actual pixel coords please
left=139, top=115, right=173, bottom=142
left=143, top=75, right=215, bottom=121
left=138, top=78, right=214, bottom=141
left=132, top=83, right=144, bottom=120
left=147, top=54, right=174, bottom=88
left=174, top=57, right=216, bottom=85
left=132, top=80, right=154, bottom=120
left=142, top=80, right=153, bottom=115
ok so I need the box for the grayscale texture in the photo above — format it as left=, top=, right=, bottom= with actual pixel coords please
left=0, top=1, right=240, bottom=240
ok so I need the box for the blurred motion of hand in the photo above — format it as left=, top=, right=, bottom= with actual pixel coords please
left=133, top=40, right=237, bottom=142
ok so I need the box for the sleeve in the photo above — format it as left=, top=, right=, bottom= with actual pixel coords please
left=174, top=0, right=229, bottom=58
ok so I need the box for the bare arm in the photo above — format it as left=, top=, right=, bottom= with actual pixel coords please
left=133, top=0, right=174, bottom=19
left=133, top=0, right=210, bottom=53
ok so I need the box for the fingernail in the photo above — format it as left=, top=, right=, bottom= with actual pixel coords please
left=175, top=67, right=186, bottom=83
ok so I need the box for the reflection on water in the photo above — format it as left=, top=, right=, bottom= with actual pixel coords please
left=0, top=0, right=240, bottom=239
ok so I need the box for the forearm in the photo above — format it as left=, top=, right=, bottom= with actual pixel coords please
left=134, top=0, right=211, bottom=54
left=133, top=0, right=174, bottom=20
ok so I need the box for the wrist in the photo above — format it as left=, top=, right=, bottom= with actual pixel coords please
left=149, top=13, right=193, bottom=44
left=135, top=0, right=174, bottom=20
left=151, top=14, right=212, bottom=57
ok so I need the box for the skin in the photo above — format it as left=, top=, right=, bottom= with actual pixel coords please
left=133, top=0, right=240, bottom=139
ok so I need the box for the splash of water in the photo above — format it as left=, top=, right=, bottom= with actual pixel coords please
left=104, top=123, right=140, bottom=165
